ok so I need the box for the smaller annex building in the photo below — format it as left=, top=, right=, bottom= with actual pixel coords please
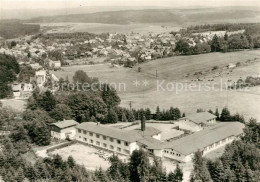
left=178, top=112, right=217, bottom=132
left=162, top=122, right=244, bottom=162
left=50, top=120, right=78, bottom=140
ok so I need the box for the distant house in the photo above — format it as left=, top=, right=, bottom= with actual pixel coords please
left=178, top=112, right=217, bottom=132
left=29, top=63, right=42, bottom=70
left=49, top=60, right=61, bottom=69
left=50, top=120, right=78, bottom=140
left=227, top=63, right=236, bottom=69
left=35, top=70, right=46, bottom=87
left=12, top=83, right=22, bottom=98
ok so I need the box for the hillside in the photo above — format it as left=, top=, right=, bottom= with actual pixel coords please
left=26, top=7, right=260, bottom=25
left=0, top=20, right=40, bottom=39
left=53, top=50, right=260, bottom=121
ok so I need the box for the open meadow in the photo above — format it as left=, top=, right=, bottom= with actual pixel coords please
left=0, top=99, right=27, bottom=112
left=40, top=22, right=181, bottom=34
left=52, top=50, right=260, bottom=121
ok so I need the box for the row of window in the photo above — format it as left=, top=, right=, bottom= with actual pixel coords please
left=78, top=129, right=129, bottom=146
left=79, top=136, right=130, bottom=154
left=205, top=137, right=233, bottom=151
left=164, top=150, right=181, bottom=156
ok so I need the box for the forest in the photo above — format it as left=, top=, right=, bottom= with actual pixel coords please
left=0, top=54, right=20, bottom=98
left=0, top=20, right=40, bottom=39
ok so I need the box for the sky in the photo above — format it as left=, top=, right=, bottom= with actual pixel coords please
left=1, top=0, right=260, bottom=10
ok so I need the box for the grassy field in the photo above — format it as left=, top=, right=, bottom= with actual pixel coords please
left=0, top=99, right=27, bottom=112
left=52, top=50, right=260, bottom=121
left=42, top=22, right=181, bottom=34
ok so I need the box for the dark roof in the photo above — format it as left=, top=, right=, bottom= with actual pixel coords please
left=132, top=127, right=162, bottom=137
left=179, top=112, right=217, bottom=124
left=163, top=122, right=244, bottom=155
left=51, top=120, right=78, bottom=129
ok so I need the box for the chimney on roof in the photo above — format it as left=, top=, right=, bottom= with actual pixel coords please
left=141, top=115, right=146, bottom=131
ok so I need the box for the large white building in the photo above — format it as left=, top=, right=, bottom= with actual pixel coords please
left=50, top=120, right=78, bottom=140
left=74, top=121, right=244, bottom=162
left=75, top=122, right=162, bottom=156
left=178, top=112, right=217, bottom=132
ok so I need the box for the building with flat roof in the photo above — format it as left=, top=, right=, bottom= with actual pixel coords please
left=50, top=120, right=78, bottom=140
left=178, top=112, right=217, bottom=132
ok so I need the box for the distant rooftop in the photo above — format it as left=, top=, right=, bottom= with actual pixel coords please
left=179, top=112, right=217, bottom=124
left=163, top=122, right=244, bottom=155
left=51, top=120, right=78, bottom=129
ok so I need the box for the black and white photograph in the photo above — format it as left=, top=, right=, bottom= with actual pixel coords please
left=0, top=0, right=259, bottom=181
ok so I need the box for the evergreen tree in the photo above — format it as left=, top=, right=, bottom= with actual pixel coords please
left=167, top=171, right=175, bottom=182
left=224, top=33, right=228, bottom=41
left=39, top=90, right=57, bottom=111
left=215, top=108, right=220, bottom=120
left=173, top=108, right=181, bottom=120
left=32, top=121, right=51, bottom=146
left=107, top=155, right=128, bottom=181
left=223, top=168, right=236, bottom=182
left=190, top=150, right=212, bottom=182
left=94, top=167, right=110, bottom=182
left=101, top=84, right=121, bottom=109
left=145, top=108, right=152, bottom=120
left=90, top=116, right=98, bottom=123
left=129, top=150, right=151, bottom=182
left=211, top=34, right=221, bottom=52
left=155, top=106, right=161, bottom=120
left=106, top=109, right=118, bottom=124
left=208, top=109, right=213, bottom=114
left=128, top=110, right=135, bottom=122
left=121, top=112, right=128, bottom=122
left=220, top=107, right=231, bottom=121
left=173, top=164, right=183, bottom=182
left=244, top=162, right=255, bottom=182
left=67, top=156, right=76, bottom=168
left=211, top=159, right=225, bottom=182
left=25, top=165, right=37, bottom=181
left=49, top=104, right=72, bottom=121
left=15, top=167, right=25, bottom=182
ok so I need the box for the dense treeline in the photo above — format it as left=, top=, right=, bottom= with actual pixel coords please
left=190, top=118, right=260, bottom=182
left=186, top=23, right=260, bottom=34
left=0, top=21, right=40, bottom=39
left=0, top=53, right=19, bottom=98
left=175, top=23, right=260, bottom=55
left=39, top=32, right=109, bottom=45
left=205, top=107, right=245, bottom=123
